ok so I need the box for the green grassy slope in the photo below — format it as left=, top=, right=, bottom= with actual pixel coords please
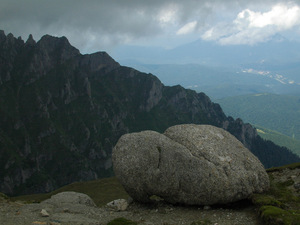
left=216, top=93, right=300, bottom=151
left=10, top=177, right=128, bottom=207
left=255, top=125, right=300, bottom=156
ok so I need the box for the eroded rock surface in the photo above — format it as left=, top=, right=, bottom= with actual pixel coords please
left=113, top=124, right=270, bottom=205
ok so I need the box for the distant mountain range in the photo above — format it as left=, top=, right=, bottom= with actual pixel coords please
left=111, top=36, right=300, bottom=98
left=119, top=63, right=300, bottom=99
left=0, top=30, right=298, bottom=196
left=112, top=35, right=300, bottom=66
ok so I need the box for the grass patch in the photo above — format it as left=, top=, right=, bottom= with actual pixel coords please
left=267, top=162, right=300, bottom=172
left=252, top=194, right=284, bottom=208
left=267, top=179, right=298, bottom=204
left=11, top=177, right=129, bottom=207
left=257, top=129, right=266, bottom=134
left=259, top=205, right=300, bottom=225
left=252, top=162, right=300, bottom=224
left=107, top=217, right=137, bottom=225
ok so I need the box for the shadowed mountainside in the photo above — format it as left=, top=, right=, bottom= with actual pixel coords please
left=0, top=30, right=299, bottom=196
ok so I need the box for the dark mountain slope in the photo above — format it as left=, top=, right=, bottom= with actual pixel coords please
left=0, top=31, right=298, bottom=196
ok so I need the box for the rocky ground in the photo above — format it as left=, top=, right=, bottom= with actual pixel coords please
left=0, top=194, right=262, bottom=225
left=0, top=163, right=299, bottom=225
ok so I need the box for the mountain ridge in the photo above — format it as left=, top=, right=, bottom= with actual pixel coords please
left=0, top=30, right=298, bottom=196
left=112, top=36, right=300, bottom=98
left=112, top=36, right=300, bottom=66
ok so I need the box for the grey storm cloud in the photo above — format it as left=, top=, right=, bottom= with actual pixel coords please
left=0, top=0, right=297, bottom=52
left=1, top=1, right=211, bottom=33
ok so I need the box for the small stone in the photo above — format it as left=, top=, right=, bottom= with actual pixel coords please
left=40, top=209, right=50, bottom=217
left=33, top=222, right=47, bottom=225
left=50, top=222, right=61, bottom=225
left=63, top=208, right=70, bottom=213
left=107, top=199, right=129, bottom=211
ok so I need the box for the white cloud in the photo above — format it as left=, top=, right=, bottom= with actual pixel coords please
left=176, top=21, right=198, bottom=35
left=238, top=4, right=300, bottom=29
left=202, top=2, right=300, bottom=45
left=202, top=28, right=214, bottom=40
left=158, top=4, right=179, bottom=24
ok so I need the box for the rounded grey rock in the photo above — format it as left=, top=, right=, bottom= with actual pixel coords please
left=112, top=124, right=270, bottom=205
left=42, top=191, right=96, bottom=207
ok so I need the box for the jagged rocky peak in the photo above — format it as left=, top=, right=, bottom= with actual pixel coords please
left=0, top=31, right=20, bottom=45
left=21, top=34, right=82, bottom=76
left=37, top=34, right=80, bottom=61
left=26, top=34, right=36, bottom=46
left=0, top=30, right=6, bottom=43
left=6, top=33, right=15, bottom=41
left=0, top=31, right=26, bottom=65
left=81, top=51, right=120, bottom=72
left=223, top=117, right=258, bottom=149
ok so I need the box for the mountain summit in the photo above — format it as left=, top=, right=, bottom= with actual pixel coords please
left=0, top=31, right=298, bottom=195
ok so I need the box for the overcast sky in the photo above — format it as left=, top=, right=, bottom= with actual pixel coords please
left=1, top=0, right=300, bottom=53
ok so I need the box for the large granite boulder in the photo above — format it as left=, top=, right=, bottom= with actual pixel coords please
left=112, top=124, right=270, bottom=205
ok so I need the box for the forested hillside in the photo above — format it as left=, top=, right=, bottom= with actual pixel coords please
left=255, top=125, right=300, bottom=156
left=216, top=93, right=300, bottom=140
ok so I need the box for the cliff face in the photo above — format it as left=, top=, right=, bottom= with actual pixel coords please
left=0, top=31, right=298, bottom=195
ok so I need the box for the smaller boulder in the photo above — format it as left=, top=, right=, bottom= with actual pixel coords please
left=42, top=192, right=96, bottom=207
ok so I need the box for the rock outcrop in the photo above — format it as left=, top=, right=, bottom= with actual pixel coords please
left=113, top=124, right=270, bottom=205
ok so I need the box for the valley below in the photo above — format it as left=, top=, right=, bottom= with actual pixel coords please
left=215, top=93, right=300, bottom=157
